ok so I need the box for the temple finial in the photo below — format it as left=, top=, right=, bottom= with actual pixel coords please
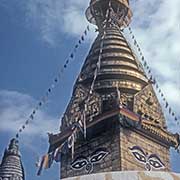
left=86, top=0, right=132, bottom=30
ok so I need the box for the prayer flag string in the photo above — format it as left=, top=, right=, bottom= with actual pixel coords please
left=15, top=25, right=91, bottom=139
left=125, top=25, right=180, bottom=129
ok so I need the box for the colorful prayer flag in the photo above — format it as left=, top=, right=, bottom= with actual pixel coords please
left=37, top=156, right=45, bottom=176
left=54, top=147, right=62, bottom=162
left=16, top=134, right=19, bottom=138
left=30, top=114, right=34, bottom=120
left=66, top=60, right=69, bottom=64
left=70, top=53, right=74, bottom=59
left=81, top=35, right=84, bottom=41
left=165, top=102, right=168, bottom=108
left=54, top=78, right=58, bottom=83
left=25, top=120, right=29, bottom=125
left=169, top=107, right=172, bottom=114
left=43, top=154, right=49, bottom=169
left=87, top=25, right=90, bottom=31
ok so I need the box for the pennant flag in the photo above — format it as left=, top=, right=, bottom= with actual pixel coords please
left=25, top=120, right=29, bottom=125
left=35, top=157, right=41, bottom=168
left=16, top=134, right=19, bottom=138
left=68, top=133, right=75, bottom=159
left=134, top=40, right=137, bottom=45
left=155, top=84, right=159, bottom=89
left=169, top=107, right=172, bottom=114
left=61, top=141, right=69, bottom=154
left=172, top=112, right=175, bottom=116
left=66, top=60, right=69, bottom=64
left=39, top=102, right=42, bottom=106
left=83, top=109, right=87, bottom=139
left=146, top=66, right=149, bottom=70
left=159, top=89, right=161, bottom=93
left=84, top=30, right=87, bottom=35
left=75, top=44, right=78, bottom=49
left=78, top=40, right=81, bottom=44
left=70, top=53, right=74, bottom=59
left=138, top=48, right=141, bottom=52
left=19, top=129, right=22, bottom=133
left=142, top=56, right=145, bottom=61
left=30, top=114, right=34, bottom=120
left=144, top=62, right=147, bottom=66
left=163, top=97, right=166, bottom=101
left=161, top=93, right=164, bottom=97
left=43, top=154, right=50, bottom=169
left=64, top=64, right=67, bottom=68
left=148, top=70, right=151, bottom=74
left=54, top=145, right=63, bottom=162
left=175, top=117, right=178, bottom=121
left=81, top=35, right=84, bottom=41
left=87, top=25, right=90, bottom=31
left=132, top=35, right=134, bottom=39
left=37, top=156, right=45, bottom=176
left=54, top=78, right=58, bottom=83
left=165, top=102, right=169, bottom=108
left=22, top=125, right=25, bottom=129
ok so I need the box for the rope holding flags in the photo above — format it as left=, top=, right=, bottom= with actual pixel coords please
left=125, top=25, right=180, bottom=129
left=15, top=25, right=91, bottom=140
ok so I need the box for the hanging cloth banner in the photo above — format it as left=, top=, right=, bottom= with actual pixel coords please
left=37, top=155, right=46, bottom=176
left=83, top=108, right=87, bottom=139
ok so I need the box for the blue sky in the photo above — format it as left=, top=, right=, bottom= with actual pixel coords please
left=0, top=0, right=180, bottom=179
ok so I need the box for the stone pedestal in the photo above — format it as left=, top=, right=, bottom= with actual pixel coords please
left=62, top=171, right=180, bottom=180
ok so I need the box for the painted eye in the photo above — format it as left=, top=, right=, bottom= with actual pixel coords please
left=90, top=149, right=109, bottom=163
left=148, top=154, right=165, bottom=169
left=129, top=146, right=146, bottom=163
left=149, top=160, right=163, bottom=169
left=71, top=157, right=88, bottom=170
left=132, top=151, right=146, bottom=163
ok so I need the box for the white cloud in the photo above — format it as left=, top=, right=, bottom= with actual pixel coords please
left=125, top=0, right=180, bottom=127
left=0, top=90, right=59, bottom=137
left=24, top=0, right=95, bottom=45
left=1, top=0, right=180, bottom=128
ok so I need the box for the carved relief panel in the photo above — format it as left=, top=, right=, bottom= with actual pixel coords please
left=133, top=84, right=166, bottom=128
left=61, top=84, right=102, bottom=129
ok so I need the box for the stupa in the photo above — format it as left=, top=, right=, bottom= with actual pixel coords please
left=0, top=139, right=25, bottom=180
left=48, top=0, right=180, bottom=179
